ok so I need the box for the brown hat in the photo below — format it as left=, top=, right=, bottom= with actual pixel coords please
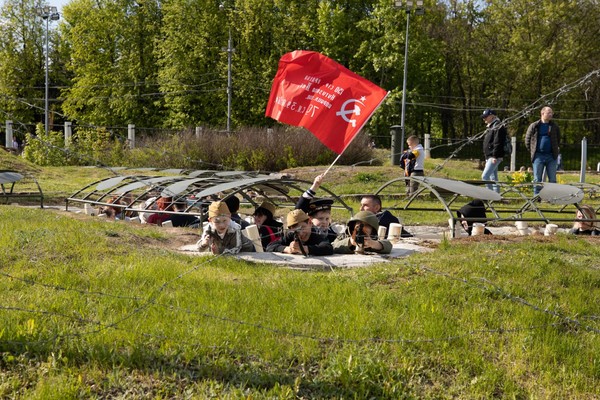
left=287, top=209, right=309, bottom=228
left=254, top=201, right=276, bottom=217
left=208, top=201, right=230, bottom=218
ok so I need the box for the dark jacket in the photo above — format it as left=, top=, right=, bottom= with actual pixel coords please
left=569, top=228, right=600, bottom=236
left=525, top=120, right=560, bottom=161
left=376, top=210, right=413, bottom=238
left=258, top=223, right=283, bottom=249
left=483, top=117, right=507, bottom=159
left=457, top=200, right=492, bottom=236
left=231, top=213, right=250, bottom=229
left=266, top=228, right=333, bottom=256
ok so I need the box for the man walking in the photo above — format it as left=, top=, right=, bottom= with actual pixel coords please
left=481, top=109, right=507, bottom=193
left=525, top=106, right=561, bottom=196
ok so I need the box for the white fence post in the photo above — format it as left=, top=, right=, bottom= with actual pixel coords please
left=510, top=136, right=516, bottom=172
left=580, top=137, right=587, bottom=183
left=64, top=121, right=72, bottom=147
left=424, top=133, right=430, bottom=159
left=128, top=124, right=135, bottom=149
left=195, top=126, right=202, bottom=139
left=5, top=120, right=13, bottom=149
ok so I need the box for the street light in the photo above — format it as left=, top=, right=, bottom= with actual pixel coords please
left=219, top=4, right=235, bottom=133
left=36, top=6, right=60, bottom=136
left=393, top=0, right=423, bottom=164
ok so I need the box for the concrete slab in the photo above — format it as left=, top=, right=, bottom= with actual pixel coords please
left=178, top=239, right=433, bottom=270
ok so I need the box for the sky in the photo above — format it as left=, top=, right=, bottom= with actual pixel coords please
left=1, top=0, right=70, bottom=12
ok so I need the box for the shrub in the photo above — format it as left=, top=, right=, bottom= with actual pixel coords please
left=22, top=125, right=68, bottom=166
left=21, top=125, right=376, bottom=171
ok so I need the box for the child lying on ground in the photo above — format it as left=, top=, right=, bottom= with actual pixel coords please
left=197, top=201, right=255, bottom=255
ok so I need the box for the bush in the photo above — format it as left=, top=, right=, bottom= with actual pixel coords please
left=22, top=125, right=68, bottom=166
left=21, top=125, right=376, bottom=171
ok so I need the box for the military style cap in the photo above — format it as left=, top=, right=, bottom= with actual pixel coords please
left=208, top=201, right=231, bottom=218
left=287, top=209, right=309, bottom=228
left=347, top=210, right=379, bottom=232
left=307, top=198, right=334, bottom=216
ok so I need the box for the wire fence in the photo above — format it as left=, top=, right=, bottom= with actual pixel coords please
left=3, top=254, right=599, bottom=351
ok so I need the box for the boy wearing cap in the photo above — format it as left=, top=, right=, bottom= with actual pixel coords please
left=481, top=108, right=507, bottom=193
left=197, top=201, right=255, bottom=254
left=332, top=211, right=392, bottom=254
left=295, top=174, right=338, bottom=243
left=266, top=209, right=333, bottom=256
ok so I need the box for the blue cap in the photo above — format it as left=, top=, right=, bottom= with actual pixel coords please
left=481, top=109, right=496, bottom=118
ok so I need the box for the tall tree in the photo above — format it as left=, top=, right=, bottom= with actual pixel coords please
left=0, top=0, right=50, bottom=133
left=60, top=0, right=163, bottom=129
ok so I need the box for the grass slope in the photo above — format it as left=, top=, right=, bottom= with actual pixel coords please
left=1, top=206, right=600, bottom=398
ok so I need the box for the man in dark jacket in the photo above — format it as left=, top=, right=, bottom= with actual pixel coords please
left=359, top=195, right=413, bottom=238
left=525, top=106, right=561, bottom=196
left=481, top=109, right=507, bottom=193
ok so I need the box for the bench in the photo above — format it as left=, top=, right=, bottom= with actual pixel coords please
left=0, top=170, right=44, bottom=208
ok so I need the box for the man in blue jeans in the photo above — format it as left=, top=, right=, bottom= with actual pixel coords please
left=525, top=106, right=561, bottom=196
left=480, top=109, right=507, bottom=193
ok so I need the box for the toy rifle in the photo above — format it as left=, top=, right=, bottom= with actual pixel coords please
left=352, top=222, right=366, bottom=254
left=293, top=229, right=309, bottom=257
left=204, top=225, right=220, bottom=253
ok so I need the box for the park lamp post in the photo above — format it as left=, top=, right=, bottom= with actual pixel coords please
left=36, top=5, right=60, bottom=136
left=393, top=0, right=423, bottom=163
left=219, top=3, right=235, bottom=133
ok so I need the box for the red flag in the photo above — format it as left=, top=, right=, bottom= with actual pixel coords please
left=265, top=50, right=388, bottom=155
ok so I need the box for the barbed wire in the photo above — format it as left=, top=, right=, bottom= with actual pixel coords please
left=2, top=69, right=600, bottom=354
left=2, top=249, right=598, bottom=350
left=427, top=68, right=600, bottom=176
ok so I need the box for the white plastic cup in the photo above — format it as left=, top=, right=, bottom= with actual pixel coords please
left=515, top=221, right=528, bottom=230
left=545, top=223, right=558, bottom=236
left=377, top=226, right=387, bottom=240
left=472, top=222, right=485, bottom=236
left=388, top=223, right=402, bottom=240
left=161, top=220, right=173, bottom=227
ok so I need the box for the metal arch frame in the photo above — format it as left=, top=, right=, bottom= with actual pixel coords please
left=376, top=176, right=501, bottom=224
left=374, top=176, right=591, bottom=228
left=66, top=174, right=354, bottom=223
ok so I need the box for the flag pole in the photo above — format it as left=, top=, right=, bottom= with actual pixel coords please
left=323, top=153, right=343, bottom=177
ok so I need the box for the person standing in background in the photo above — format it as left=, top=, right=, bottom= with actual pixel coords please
left=399, top=135, right=424, bottom=196
left=480, top=109, right=507, bottom=193
left=525, top=106, right=561, bottom=196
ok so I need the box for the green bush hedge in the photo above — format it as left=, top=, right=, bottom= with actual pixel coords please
left=22, top=125, right=377, bottom=171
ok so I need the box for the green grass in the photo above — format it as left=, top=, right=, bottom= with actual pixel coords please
left=2, top=205, right=600, bottom=398
left=3, top=150, right=600, bottom=398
